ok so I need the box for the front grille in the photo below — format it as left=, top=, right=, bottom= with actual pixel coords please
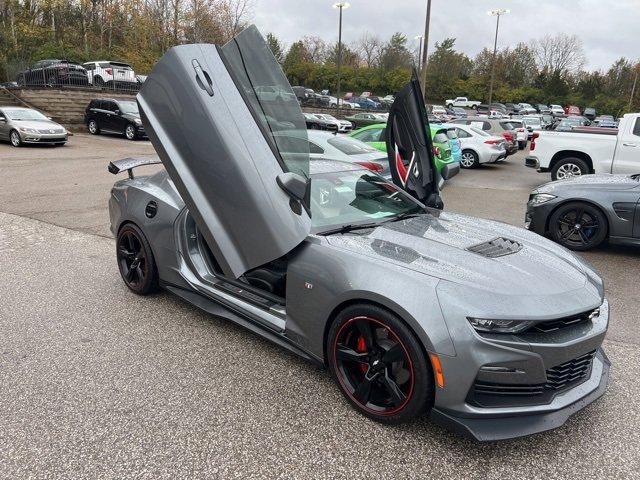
left=37, top=128, right=64, bottom=134
left=471, top=350, right=596, bottom=406
left=466, top=237, right=522, bottom=258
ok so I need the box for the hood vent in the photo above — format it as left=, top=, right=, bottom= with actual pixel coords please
left=466, top=237, right=522, bottom=258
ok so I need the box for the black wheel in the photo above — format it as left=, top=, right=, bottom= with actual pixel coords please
left=328, top=304, right=433, bottom=424
left=471, top=104, right=477, bottom=109
left=88, top=119, right=100, bottom=135
left=460, top=149, right=479, bottom=168
left=310, top=123, right=319, bottom=130
left=447, top=103, right=453, bottom=109
left=125, top=123, right=137, bottom=140
left=551, top=157, right=589, bottom=181
left=9, top=129, right=22, bottom=147
left=549, top=202, right=608, bottom=251
left=116, top=224, right=159, bottom=295
left=94, top=76, right=105, bottom=87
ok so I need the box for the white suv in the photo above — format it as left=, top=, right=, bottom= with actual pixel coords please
left=83, top=61, right=137, bottom=87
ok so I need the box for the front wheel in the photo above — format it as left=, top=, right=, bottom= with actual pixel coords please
left=471, top=104, right=477, bottom=109
left=551, top=157, right=589, bottom=181
left=328, top=304, right=433, bottom=424
left=125, top=123, right=137, bottom=140
left=447, top=103, right=453, bottom=109
left=9, top=130, right=22, bottom=147
left=549, top=202, right=608, bottom=251
left=460, top=149, right=479, bottom=168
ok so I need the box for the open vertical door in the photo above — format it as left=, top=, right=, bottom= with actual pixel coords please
left=138, top=26, right=311, bottom=279
left=385, top=72, right=443, bottom=208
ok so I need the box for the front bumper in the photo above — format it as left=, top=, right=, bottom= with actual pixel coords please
left=21, top=133, right=68, bottom=144
left=431, top=348, right=610, bottom=441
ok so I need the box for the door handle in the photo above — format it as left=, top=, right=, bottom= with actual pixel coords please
left=622, top=142, right=637, bottom=147
left=192, top=60, right=214, bottom=97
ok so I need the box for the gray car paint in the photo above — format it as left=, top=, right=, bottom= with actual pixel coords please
left=527, top=174, right=640, bottom=246
left=0, top=107, right=67, bottom=145
left=109, top=27, right=610, bottom=441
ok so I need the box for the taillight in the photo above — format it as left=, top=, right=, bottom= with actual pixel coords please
left=355, top=161, right=384, bottom=172
left=502, top=132, right=513, bottom=141
left=517, top=128, right=525, bottom=132
left=530, top=132, right=539, bottom=151
left=432, top=146, right=441, bottom=157
left=484, top=139, right=501, bottom=145
left=105, top=68, right=113, bottom=75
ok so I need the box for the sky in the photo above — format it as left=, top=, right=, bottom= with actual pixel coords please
left=252, top=0, right=640, bottom=71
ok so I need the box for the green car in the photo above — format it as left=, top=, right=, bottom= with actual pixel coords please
left=349, top=123, right=457, bottom=176
left=343, top=112, right=388, bottom=129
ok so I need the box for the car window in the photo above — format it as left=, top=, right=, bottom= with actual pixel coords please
left=355, top=128, right=384, bottom=143
left=310, top=170, right=422, bottom=230
left=499, top=121, right=515, bottom=130
left=117, top=101, right=139, bottom=115
left=470, top=127, right=489, bottom=137
left=105, top=101, right=118, bottom=112
left=327, top=136, right=379, bottom=155
left=3, top=108, right=47, bottom=121
left=445, top=128, right=458, bottom=140
left=309, top=142, right=324, bottom=154
left=275, top=135, right=311, bottom=153
left=98, top=62, right=110, bottom=68
left=433, top=131, right=448, bottom=143
left=455, top=128, right=471, bottom=138
left=633, top=118, right=640, bottom=137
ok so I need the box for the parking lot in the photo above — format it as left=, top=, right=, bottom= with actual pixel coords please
left=1, top=134, right=639, bottom=479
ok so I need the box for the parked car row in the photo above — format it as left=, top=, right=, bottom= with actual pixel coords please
left=15, top=59, right=143, bottom=90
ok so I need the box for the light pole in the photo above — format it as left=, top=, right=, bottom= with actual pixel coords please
left=333, top=2, right=350, bottom=112
left=415, top=35, right=424, bottom=71
left=487, top=8, right=509, bottom=106
left=420, top=0, right=432, bottom=100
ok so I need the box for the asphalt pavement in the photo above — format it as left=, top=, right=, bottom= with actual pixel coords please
left=0, top=134, right=639, bottom=479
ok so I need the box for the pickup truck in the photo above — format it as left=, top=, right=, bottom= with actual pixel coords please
left=445, top=96, right=481, bottom=109
left=525, top=112, right=640, bottom=180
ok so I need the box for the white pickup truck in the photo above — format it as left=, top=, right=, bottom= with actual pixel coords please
left=525, top=113, right=640, bottom=180
left=445, top=97, right=481, bottom=109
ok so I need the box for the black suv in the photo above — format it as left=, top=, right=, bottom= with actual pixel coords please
left=85, top=98, right=146, bottom=140
left=17, top=60, right=88, bottom=86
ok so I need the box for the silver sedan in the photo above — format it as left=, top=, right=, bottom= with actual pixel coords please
left=0, top=107, right=67, bottom=147
left=449, top=124, right=507, bottom=168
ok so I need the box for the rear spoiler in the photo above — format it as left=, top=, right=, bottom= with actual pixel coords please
left=108, top=156, right=162, bottom=179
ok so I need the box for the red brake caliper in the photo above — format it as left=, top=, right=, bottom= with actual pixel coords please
left=356, top=336, right=368, bottom=373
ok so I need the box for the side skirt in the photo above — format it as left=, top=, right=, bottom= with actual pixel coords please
left=162, top=282, right=324, bottom=367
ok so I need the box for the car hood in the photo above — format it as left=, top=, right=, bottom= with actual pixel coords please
left=535, top=174, right=640, bottom=193
left=325, top=211, right=593, bottom=296
left=10, top=119, right=64, bottom=130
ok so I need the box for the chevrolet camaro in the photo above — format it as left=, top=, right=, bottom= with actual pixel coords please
left=108, top=26, right=610, bottom=441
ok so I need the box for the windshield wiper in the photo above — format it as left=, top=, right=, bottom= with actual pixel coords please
left=318, top=222, right=381, bottom=236
left=381, top=211, right=423, bottom=224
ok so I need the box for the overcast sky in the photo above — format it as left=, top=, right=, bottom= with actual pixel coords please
left=252, top=0, right=640, bottom=70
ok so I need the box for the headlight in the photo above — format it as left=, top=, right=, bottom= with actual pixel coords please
left=467, top=317, right=534, bottom=334
left=19, top=127, right=37, bottom=133
left=529, top=193, right=556, bottom=206
left=134, top=118, right=142, bottom=125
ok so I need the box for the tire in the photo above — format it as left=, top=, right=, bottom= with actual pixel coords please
left=125, top=123, right=137, bottom=140
left=94, top=76, right=105, bottom=87
left=310, top=123, right=320, bottom=130
left=447, top=103, right=453, bottom=109
left=116, top=223, right=159, bottom=295
left=551, top=157, right=589, bottom=181
left=471, top=104, right=477, bottom=109
left=549, top=202, right=608, bottom=251
left=9, top=130, right=22, bottom=147
left=88, top=119, right=100, bottom=135
left=328, top=304, right=433, bottom=424
left=460, top=149, right=479, bottom=168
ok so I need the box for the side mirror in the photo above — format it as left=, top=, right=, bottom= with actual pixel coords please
left=277, top=172, right=309, bottom=202
left=114, top=109, right=121, bottom=115
left=441, top=161, right=460, bottom=181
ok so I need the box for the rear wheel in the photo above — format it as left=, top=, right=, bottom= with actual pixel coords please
left=9, top=130, right=22, bottom=147
left=549, top=202, right=608, bottom=251
left=328, top=304, right=433, bottom=424
left=551, top=157, right=589, bottom=181
left=125, top=123, right=137, bottom=140
left=460, top=149, right=479, bottom=168
left=116, top=224, right=159, bottom=295
left=88, top=119, right=100, bottom=135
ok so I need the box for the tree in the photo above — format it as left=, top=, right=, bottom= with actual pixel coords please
left=378, top=32, right=412, bottom=71
left=425, top=38, right=471, bottom=99
left=533, top=33, right=585, bottom=77
left=283, top=40, right=311, bottom=74
left=355, top=32, right=381, bottom=68
left=266, top=32, right=285, bottom=64
left=325, top=43, right=360, bottom=68
left=301, top=35, right=328, bottom=63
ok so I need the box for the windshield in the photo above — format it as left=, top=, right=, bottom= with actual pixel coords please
left=311, top=169, right=423, bottom=231
left=3, top=108, right=48, bottom=121
left=118, top=101, right=139, bottom=115
left=524, top=117, right=541, bottom=125
left=221, top=26, right=309, bottom=178
left=327, top=136, right=379, bottom=155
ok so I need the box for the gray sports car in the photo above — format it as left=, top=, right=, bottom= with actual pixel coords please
left=108, top=26, right=610, bottom=441
left=526, top=174, right=640, bottom=250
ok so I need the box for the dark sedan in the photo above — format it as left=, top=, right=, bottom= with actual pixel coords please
left=16, top=59, right=89, bottom=86
left=526, top=174, right=640, bottom=250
